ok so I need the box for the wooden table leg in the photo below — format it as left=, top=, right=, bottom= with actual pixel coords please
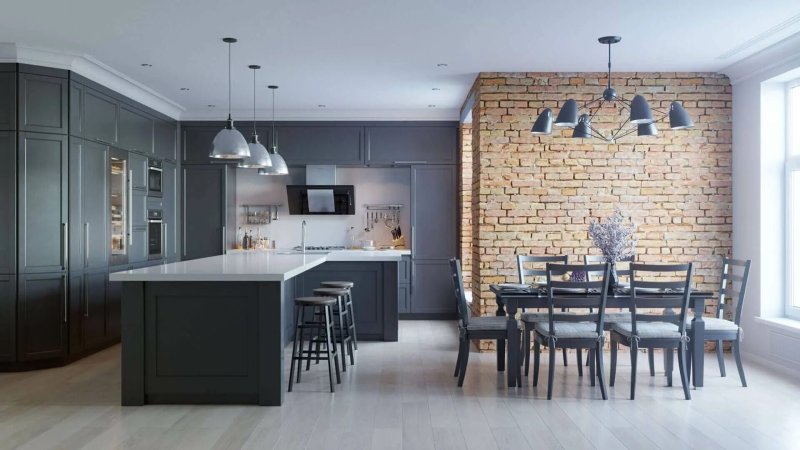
left=691, top=299, right=705, bottom=388
left=506, top=300, right=520, bottom=387
left=496, top=296, right=506, bottom=372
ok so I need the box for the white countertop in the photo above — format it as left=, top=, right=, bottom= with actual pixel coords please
left=108, top=249, right=410, bottom=282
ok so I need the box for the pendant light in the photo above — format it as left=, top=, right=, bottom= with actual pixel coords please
left=210, top=37, right=250, bottom=160
left=258, top=85, right=289, bottom=175
left=238, top=65, right=272, bottom=168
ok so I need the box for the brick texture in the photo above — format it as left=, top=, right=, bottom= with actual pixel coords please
left=464, top=72, right=732, bottom=351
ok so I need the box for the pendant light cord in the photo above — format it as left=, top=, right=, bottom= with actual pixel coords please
left=271, top=88, right=277, bottom=149
left=607, top=43, right=612, bottom=90
left=252, top=68, right=256, bottom=134
left=228, top=41, right=232, bottom=120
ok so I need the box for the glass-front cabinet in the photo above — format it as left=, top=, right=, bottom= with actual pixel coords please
left=110, top=149, right=129, bottom=266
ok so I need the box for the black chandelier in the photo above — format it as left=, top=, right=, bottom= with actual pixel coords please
left=531, top=36, right=694, bottom=142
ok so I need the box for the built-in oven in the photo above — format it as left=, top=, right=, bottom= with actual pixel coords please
left=148, top=159, right=162, bottom=198
left=147, top=209, right=164, bottom=260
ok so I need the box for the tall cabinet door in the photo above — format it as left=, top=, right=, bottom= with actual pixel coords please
left=69, top=138, right=109, bottom=271
left=0, top=131, right=15, bottom=274
left=182, top=165, right=225, bottom=260
left=162, top=162, right=178, bottom=261
left=17, top=73, right=69, bottom=134
left=410, top=165, right=457, bottom=259
left=0, top=275, right=15, bottom=362
left=18, top=273, right=67, bottom=360
left=18, top=132, right=69, bottom=274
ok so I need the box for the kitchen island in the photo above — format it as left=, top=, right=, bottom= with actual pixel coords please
left=109, top=249, right=408, bottom=406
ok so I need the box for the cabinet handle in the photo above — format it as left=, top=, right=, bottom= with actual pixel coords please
left=84, top=275, right=89, bottom=318
left=128, top=169, right=133, bottom=250
left=164, top=222, right=168, bottom=260
left=411, top=262, right=415, bottom=296
left=84, top=222, right=89, bottom=268
left=63, top=274, right=68, bottom=324
left=221, top=226, right=226, bottom=254
left=393, top=161, right=427, bottom=164
left=62, top=223, right=68, bottom=270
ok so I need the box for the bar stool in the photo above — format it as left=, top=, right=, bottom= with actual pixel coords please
left=320, top=281, right=358, bottom=350
left=288, top=296, right=341, bottom=393
left=313, top=287, right=355, bottom=370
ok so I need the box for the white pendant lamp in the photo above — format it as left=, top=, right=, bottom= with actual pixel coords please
left=210, top=37, right=250, bottom=160
left=258, top=85, right=289, bottom=175
left=238, top=65, right=272, bottom=168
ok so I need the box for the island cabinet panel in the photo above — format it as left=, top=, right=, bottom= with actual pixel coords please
left=365, top=124, right=458, bottom=165
left=278, top=124, right=363, bottom=166
left=0, top=71, right=15, bottom=130
left=0, top=131, right=15, bottom=274
left=83, top=88, right=118, bottom=145
left=17, top=72, right=69, bottom=134
left=0, top=275, right=15, bottom=362
left=293, top=261, right=399, bottom=341
left=17, top=273, right=67, bottom=361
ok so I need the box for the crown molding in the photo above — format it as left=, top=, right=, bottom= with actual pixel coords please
left=722, top=31, right=800, bottom=84
left=180, top=107, right=460, bottom=121
left=0, top=42, right=184, bottom=119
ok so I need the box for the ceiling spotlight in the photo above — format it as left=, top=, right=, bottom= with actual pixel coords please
left=207, top=104, right=216, bottom=108
left=428, top=104, right=436, bottom=108
left=432, top=87, right=441, bottom=91
left=318, top=104, right=326, bottom=108
left=436, top=63, right=448, bottom=67
left=180, top=87, right=190, bottom=91
left=140, top=63, right=152, bottom=67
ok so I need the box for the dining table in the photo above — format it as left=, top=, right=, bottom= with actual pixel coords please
left=489, top=284, right=714, bottom=388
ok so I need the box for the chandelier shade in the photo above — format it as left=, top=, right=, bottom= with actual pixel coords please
left=572, top=114, right=592, bottom=138
left=637, top=122, right=658, bottom=136
left=531, top=108, right=553, bottom=135
left=669, top=101, right=694, bottom=129
left=629, top=95, right=654, bottom=124
left=554, top=99, right=579, bottom=127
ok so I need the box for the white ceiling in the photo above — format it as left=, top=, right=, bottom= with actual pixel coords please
left=2, top=0, right=800, bottom=120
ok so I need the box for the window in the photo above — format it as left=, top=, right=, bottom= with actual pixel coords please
left=787, top=81, right=800, bottom=319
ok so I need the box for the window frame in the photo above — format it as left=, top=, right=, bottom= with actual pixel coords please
left=786, top=79, right=800, bottom=319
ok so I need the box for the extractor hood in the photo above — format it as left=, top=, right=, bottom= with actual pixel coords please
left=286, top=165, right=355, bottom=215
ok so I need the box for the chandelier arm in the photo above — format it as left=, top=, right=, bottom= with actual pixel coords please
left=610, top=116, right=632, bottom=141
left=588, top=100, right=604, bottom=122
left=589, top=125, right=609, bottom=142
left=582, top=96, right=604, bottom=110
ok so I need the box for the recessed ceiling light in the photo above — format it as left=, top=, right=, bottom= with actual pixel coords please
left=428, top=104, right=436, bottom=108
left=140, top=63, right=152, bottom=67
left=318, top=104, right=326, bottom=108
left=180, top=87, right=190, bottom=91
left=436, top=63, right=448, bottom=67
left=432, top=87, right=441, bottom=91
left=207, top=104, right=216, bottom=108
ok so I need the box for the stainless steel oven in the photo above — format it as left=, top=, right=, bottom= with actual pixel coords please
left=147, top=209, right=164, bottom=260
left=148, top=159, right=162, bottom=197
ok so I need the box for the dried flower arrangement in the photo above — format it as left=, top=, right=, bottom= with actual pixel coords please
left=588, top=208, right=638, bottom=263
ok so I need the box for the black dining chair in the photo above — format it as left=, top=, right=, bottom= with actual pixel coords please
left=517, top=255, right=582, bottom=375
left=531, top=262, right=611, bottom=400
left=450, top=258, right=511, bottom=387
left=687, top=257, right=751, bottom=387
left=609, top=263, right=694, bottom=400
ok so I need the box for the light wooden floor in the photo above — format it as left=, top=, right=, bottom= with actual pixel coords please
left=0, top=321, right=798, bottom=450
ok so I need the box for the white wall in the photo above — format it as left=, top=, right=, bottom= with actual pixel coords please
left=235, top=167, right=411, bottom=249
left=727, top=32, right=800, bottom=374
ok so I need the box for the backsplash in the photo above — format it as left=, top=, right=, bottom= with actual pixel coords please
left=235, top=167, right=411, bottom=249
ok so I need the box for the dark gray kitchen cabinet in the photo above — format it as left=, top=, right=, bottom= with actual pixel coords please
left=399, top=255, right=411, bottom=284
left=0, top=131, right=15, bottom=274
left=182, top=164, right=236, bottom=260
left=410, top=260, right=455, bottom=315
left=18, top=132, right=69, bottom=274
left=69, top=81, right=84, bottom=137
left=154, top=120, right=177, bottom=161
left=69, top=270, right=108, bottom=354
left=366, top=125, right=457, bottom=165
left=411, top=165, right=458, bottom=260
left=162, top=162, right=178, bottom=260
left=18, top=72, right=69, bottom=134
left=277, top=124, right=363, bottom=166
left=129, top=228, right=148, bottom=264
left=69, top=138, right=109, bottom=271
left=398, top=284, right=410, bottom=314
left=119, top=105, right=153, bottom=155
left=84, top=87, right=118, bottom=145
left=0, top=275, right=15, bottom=362
left=129, top=152, right=148, bottom=191
left=17, top=272, right=67, bottom=361
left=0, top=71, right=15, bottom=130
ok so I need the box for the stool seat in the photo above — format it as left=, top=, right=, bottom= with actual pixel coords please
left=321, top=281, right=354, bottom=289
left=313, top=287, right=350, bottom=297
left=295, top=296, right=336, bottom=306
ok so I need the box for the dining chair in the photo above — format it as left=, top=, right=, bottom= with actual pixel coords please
left=450, top=258, right=511, bottom=387
left=609, top=263, right=694, bottom=400
left=584, top=255, right=657, bottom=377
left=517, top=255, right=580, bottom=375
left=531, top=262, right=611, bottom=399
left=687, top=257, right=751, bottom=387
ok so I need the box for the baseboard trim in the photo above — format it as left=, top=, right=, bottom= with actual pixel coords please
left=741, top=350, right=800, bottom=378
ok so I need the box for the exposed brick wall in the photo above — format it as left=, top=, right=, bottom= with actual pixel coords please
left=466, top=72, right=732, bottom=351
left=459, top=124, right=473, bottom=292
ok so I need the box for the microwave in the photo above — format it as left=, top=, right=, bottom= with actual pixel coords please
left=148, top=159, right=162, bottom=197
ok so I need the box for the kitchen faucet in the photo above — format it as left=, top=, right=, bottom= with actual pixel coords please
left=301, top=220, right=307, bottom=253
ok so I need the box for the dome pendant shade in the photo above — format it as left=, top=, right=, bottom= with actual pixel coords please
left=531, top=108, right=553, bottom=135
left=637, top=122, right=658, bottom=136
left=572, top=114, right=592, bottom=138
left=629, top=95, right=654, bottom=124
left=239, top=134, right=272, bottom=168
left=211, top=117, right=250, bottom=159
left=554, top=99, right=579, bottom=127
left=259, top=146, right=289, bottom=175
left=669, top=101, right=693, bottom=129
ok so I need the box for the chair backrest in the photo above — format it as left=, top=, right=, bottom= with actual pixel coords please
left=584, top=254, right=634, bottom=280
left=544, top=262, right=610, bottom=337
left=716, top=257, right=751, bottom=325
left=517, top=254, right=568, bottom=284
left=629, top=263, right=694, bottom=337
left=449, top=258, right=470, bottom=328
